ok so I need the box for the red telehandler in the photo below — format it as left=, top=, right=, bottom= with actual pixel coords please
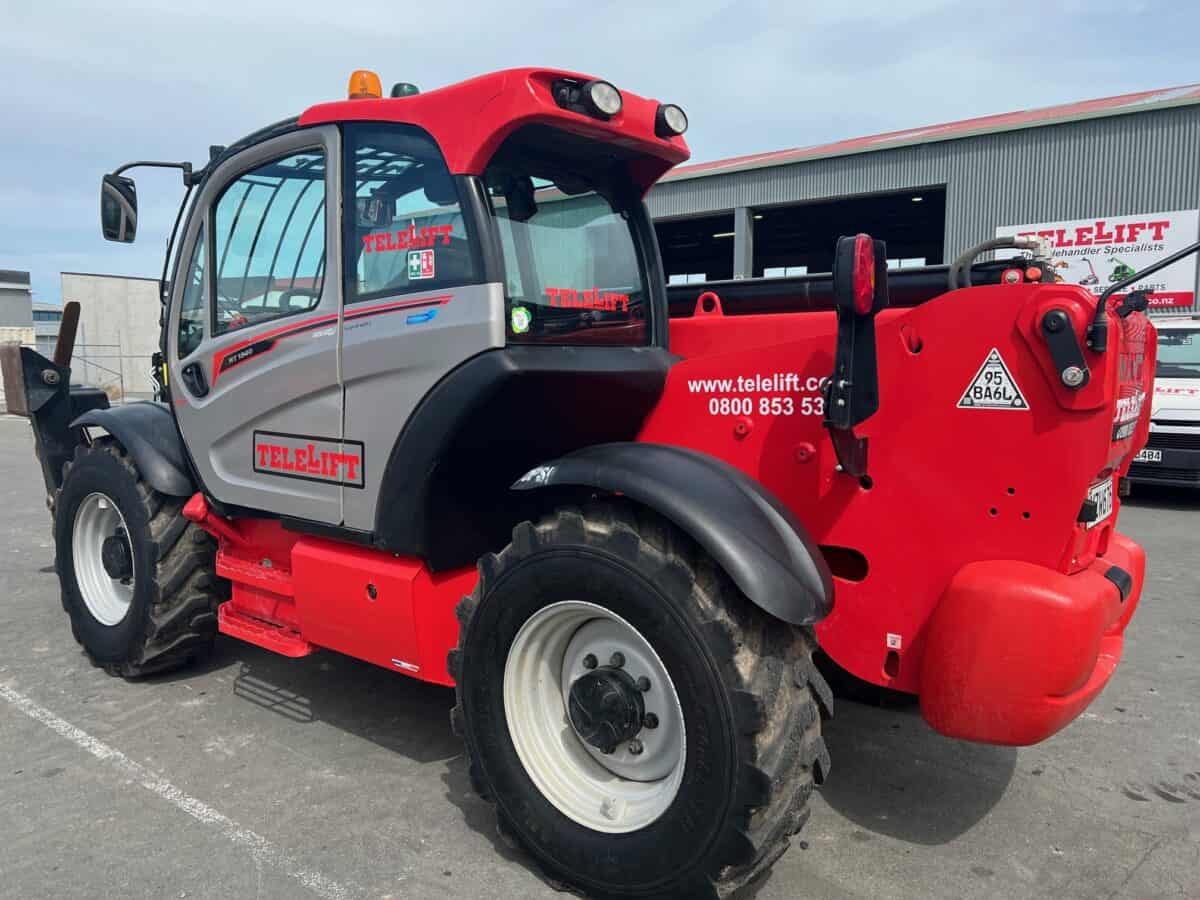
left=0, top=67, right=1172, bottom=898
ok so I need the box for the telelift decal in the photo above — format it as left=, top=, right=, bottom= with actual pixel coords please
left=253, top=432, right=365, bottom=488
left=545, top=287, right=631, bottom=312
left=361, top=224, right=454, bottom=254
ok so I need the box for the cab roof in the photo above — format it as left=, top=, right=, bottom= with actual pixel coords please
left=297, top=68, right=690, bottom=190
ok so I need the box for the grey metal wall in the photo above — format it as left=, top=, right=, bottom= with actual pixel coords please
left=0, top=289, right=33, bottom=328
left=647, top=106, right=1200, bottom=310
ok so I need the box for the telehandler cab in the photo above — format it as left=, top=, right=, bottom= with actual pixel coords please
left=1, top=67, right=1170, bottom=898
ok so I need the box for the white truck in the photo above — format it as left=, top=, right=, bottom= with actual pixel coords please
left=1130, top=316, right=1200, bottom=489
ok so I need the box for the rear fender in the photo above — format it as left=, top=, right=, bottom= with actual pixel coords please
left=73, top=402, right=195, bottom=497
left=513, top=442, right=833, bottom=625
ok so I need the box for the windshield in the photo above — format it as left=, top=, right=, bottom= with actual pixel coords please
left=485, top=127, right=650, bottom=345
left=1157, top=327, right=1200, bottom=378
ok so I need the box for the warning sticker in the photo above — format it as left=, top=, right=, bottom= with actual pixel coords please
left=407, top=249, right=435, bottom=280
left=957, top=348, right=1029, bottom=410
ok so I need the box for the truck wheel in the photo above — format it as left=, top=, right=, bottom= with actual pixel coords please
left=450, top=501, right=830, bottom=899
left=54, top=438, right=225, bottom=677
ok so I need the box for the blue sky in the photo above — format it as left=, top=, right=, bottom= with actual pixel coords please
left=2, top=0, right=1197, bottom=304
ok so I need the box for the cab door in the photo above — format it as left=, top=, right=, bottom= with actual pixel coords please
left=169, top=126, right=347, bottom=524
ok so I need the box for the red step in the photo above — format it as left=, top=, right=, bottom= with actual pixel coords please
left=218, top=604, right=314, bottom=658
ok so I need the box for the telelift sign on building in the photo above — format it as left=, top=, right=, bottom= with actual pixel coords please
left=996, top=209, right=1200, bottom=310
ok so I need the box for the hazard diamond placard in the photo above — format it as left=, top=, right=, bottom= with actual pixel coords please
left=957, top=348, right=1029, bottom=410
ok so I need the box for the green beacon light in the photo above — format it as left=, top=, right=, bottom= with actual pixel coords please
left=390, top=82, right=420, bottom=98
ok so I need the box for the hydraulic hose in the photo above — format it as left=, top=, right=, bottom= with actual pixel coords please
left=948, top=236, right=1048, bottom=290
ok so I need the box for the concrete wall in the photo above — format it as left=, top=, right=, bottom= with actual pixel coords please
left=61, top=273, right=161, bottom=400
left=0, top=327, right=35, bottom=344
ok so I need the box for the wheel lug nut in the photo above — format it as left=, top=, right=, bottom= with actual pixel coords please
left=643, top=713, right=658, bottom=729
left=636, top=676, right=651, bottom=692
left=582, top=653, right=598, bottom=670
left=628, top=739, right=643, bottom=755
left=609, top=652, right=625, bottom=668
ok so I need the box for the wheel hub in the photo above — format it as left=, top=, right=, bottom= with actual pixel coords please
left=503, top=600, right=687, bottom=833
left=100, top=531, right=133, bottom=581
left=73, top=492, right=136, bottom=627
left=567, top=666, right=645, bottom=754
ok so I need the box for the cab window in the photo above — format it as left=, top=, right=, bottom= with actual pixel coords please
left=344, top=123, right=477, bottom=302
left=484, top=125, right=651, bottom=346
left=177, top=223, right=206, bottom=358
left=212, top=151, right=327, bottom=336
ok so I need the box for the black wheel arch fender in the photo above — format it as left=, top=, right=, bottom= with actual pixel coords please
left=71, top=402, right=195, bottom=497
left=513, top=442, right=834, bottom=626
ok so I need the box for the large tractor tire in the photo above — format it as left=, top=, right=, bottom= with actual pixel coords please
left=53, top=438, right=226, bottom=677
left=450, top=500, right=831, bottom=899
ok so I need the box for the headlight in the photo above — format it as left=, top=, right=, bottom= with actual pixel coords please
left=655, top=104, right=688, bottom=138
left=584, top=80, right=623, bottom=118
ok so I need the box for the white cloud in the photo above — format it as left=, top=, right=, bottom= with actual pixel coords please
left=1, top=0, right=1196, bottom=302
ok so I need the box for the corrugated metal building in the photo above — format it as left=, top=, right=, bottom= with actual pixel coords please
left=646, top=84, right=1200, bottom=313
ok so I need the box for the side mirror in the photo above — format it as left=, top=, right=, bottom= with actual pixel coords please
left=101, top=173, right=138, bottom=243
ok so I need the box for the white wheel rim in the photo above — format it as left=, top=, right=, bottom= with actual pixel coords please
left=503, top=600, right=686, bottom=833
left=72, top=492, right=135, bottom=627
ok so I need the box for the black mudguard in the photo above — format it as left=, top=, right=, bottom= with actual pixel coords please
left=72, top=402, right=194, bottom=497
left=513, top=442, right=834, bottom=626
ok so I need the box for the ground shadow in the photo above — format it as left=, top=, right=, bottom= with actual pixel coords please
left=161, top=635, right=1022, bottom=890
left=818, top=697, right=1017, bottom=846
left=200, top=636, right=462, bottom=764
left=189, top=637, right=537, bottom=871
left=145, top=638, right=1017, bottom=892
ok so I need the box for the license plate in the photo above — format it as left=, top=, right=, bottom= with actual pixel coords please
left=1134, top=448, right=1162, bottom=463
left=1086, top=479, right=1114, bottom=529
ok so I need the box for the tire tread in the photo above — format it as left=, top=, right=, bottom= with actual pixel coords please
left=55, top=439, right=226, bottom=678
left=451, top=498, right=827, bottom=899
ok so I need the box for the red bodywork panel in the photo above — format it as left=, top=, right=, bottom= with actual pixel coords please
left=638, top=285, right=1153, bottom=744
left=183, top=496, right=471, bottom=685
left=188, top=286, right=1153, bottom=746
left=299, top=68, right=689, bottom=191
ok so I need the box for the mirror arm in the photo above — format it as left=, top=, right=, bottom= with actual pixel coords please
left=111, top=160, right=195, bottom=186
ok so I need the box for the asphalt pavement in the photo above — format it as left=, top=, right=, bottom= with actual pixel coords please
left=0, top=416, right=1197, bottom=899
